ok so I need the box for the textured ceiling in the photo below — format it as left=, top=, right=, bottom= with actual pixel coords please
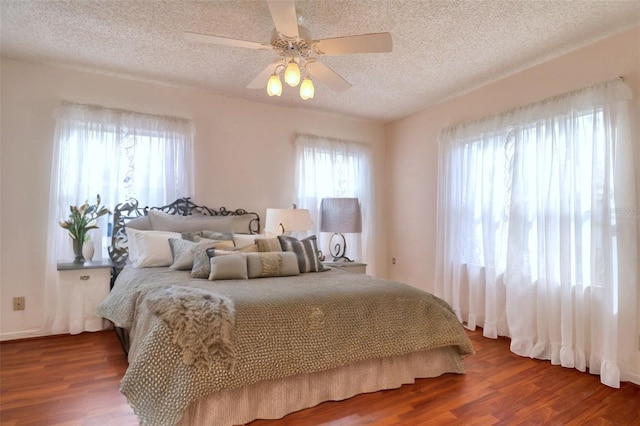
left=1, top=1, right=639, bottom=122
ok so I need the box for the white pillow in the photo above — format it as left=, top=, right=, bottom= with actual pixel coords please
left=234, top=233, right=259, bottom=248
left=126, top=228, right=181, bottom=268
left=125, top=215, right=152, bottom=230
left=148, top=209, right=234, bottom=233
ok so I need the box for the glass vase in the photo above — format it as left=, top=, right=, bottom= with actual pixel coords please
left=72, top=237, right=85, bottom=263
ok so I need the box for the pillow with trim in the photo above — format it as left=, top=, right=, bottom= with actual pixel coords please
left=208, top=254, right=248, bottom=280
left=255, top=237, right=283, bottom=253
left=277, top=235, right=323, bottom=273
left=210, top=244, right=259, bottom=256
left=246, top=252, right=300, bottom=278
left=191, top=240, right=236, bottom=278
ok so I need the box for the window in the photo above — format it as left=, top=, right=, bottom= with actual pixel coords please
left=44, top=102, right=194, bottom=334
left=294, top=134, right=375, bottom=273
left=457, top=111, right=610, bottom=287
left=435, top=79, right=637, bottom=388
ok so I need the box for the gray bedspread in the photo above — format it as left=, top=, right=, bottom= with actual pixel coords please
left=97, top=265, right=474, bottom=426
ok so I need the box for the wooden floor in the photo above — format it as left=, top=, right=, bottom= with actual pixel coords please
left=1, top=330, right=638, bottom=426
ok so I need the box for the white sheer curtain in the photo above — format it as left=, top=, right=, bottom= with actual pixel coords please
left=294, top=134, right=375, bottom=275
left=44, top=102, right=195, bottom=334
left=435, top=78, right=637, bottom=387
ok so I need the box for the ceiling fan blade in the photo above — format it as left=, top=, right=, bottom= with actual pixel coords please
left=312, top=32, right=392, bottom=55
left=305, top=60, right=351, bottom=92
left=267, top=0, right=299, bottom=39
left=247, top=60, right=283, bottom=89
left=184, top=31, right=271, bottom=50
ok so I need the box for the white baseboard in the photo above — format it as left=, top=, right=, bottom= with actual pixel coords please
left=0, top=329, right=51, bottom=341
left=624, top=371, right=640, bottom=386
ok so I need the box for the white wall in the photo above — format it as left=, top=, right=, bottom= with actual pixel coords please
left=386, top=27, right=640, bottom=383
left=0, top=58, right=388, bottom=339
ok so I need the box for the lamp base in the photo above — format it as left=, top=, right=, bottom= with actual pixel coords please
left=328, top=233, right=354, bottom=263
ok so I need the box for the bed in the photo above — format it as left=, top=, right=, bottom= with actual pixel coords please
left=97, top=198, right=474, bottom=426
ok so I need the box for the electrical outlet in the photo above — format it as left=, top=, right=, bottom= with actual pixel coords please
left=391, top=257, right=396, bottom=265
left=13, top=297, right=25, bottom=311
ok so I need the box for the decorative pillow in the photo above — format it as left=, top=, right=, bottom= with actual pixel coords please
left=210, top=244, right=259, bottom=257
left=148, top=209, right=234, bottom=233
left=126, top=215, right=152, bottom=231
left=181, top=231, right=200, bottom=242
left=126, top=228, right=181, bottom=268
left=169, top=238, right=234, bottom=270
left=181, top=231, right=234, bottom=242
left=277, top=235, right=323, bottom=273
left=201, top=230, right=234, bottom=241
left=208, top=254, right=248, bottom=280
left=255, top=237, right=283, bottom=253
left=233, top=233, right=257, bottom=248
left=236, top=244, right=259, bottom=253
left=246, top=252, right=300, bottom=278
left=191, top=240, right=236, bottom=278
left=168, top=238, right=193, bottom=269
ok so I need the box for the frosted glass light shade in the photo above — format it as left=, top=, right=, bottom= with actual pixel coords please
left=284, top=60, right=301, bottom=87
left=265, top=208, right=313, bottom=234
left=267, top=74, right=282, bottom=96
left=300, top=77, right=314, bottom=100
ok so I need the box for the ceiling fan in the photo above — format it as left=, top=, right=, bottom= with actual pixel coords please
left=184, top=0, right=393, bottom=100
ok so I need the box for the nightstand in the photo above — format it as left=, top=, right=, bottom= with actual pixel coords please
left=56, top=259, right=113, bottom=334
left=324, top=261, right=367, bottom=274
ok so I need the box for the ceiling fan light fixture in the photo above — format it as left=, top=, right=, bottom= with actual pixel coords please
left=267, top=73, right=283, bottom=96
left=185, top=1, right=393, bottom=102
left=300, top=77, right=314, bottom=100
left=284, top=59, right=301, bottom=87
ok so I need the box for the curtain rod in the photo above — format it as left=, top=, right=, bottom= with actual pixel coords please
left=444, top=76, right=626, bottom=132
left=58, top=101, right=192, bottom=125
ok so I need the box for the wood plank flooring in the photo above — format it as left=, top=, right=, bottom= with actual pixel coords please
left=1, top=329, right=638, bottom=425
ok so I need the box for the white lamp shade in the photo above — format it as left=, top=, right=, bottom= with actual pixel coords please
left=320, top=198, right=362, bottom=233
left=284, top=60, right=301, bottom=87
left=300, top=77, right=314, bottom=100
left=265, top=208, right=313, bottom=234
left=267, top=74, right=282, bottom=96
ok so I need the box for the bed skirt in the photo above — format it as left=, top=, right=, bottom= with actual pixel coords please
left=177, top=345, right=464, bottom=425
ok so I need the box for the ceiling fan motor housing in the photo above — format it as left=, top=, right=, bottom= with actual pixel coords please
left=271, top=27, right=312, bottom=58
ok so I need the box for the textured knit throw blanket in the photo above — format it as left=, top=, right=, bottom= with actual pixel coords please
left=147, top=286, right=236, bottom=372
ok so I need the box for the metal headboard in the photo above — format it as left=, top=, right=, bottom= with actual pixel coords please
left=108, top=197, right=260, bottom=270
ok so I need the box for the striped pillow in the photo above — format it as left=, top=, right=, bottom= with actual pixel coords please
left=277, top=235, right=323, bottom=273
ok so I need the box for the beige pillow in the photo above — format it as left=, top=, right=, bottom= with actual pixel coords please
left=213, top=244, right=259, bottom=256
left=126, top=215, right=152, bottom=230
left=208, top=254, right=248, bottom=280
left=255, top=237, right=283, bottom=253
left=246, top=252, right=300, bottom=278
left=233, top=233, right=257, bottom=248
left=148, top=209, right=234, bottom=233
